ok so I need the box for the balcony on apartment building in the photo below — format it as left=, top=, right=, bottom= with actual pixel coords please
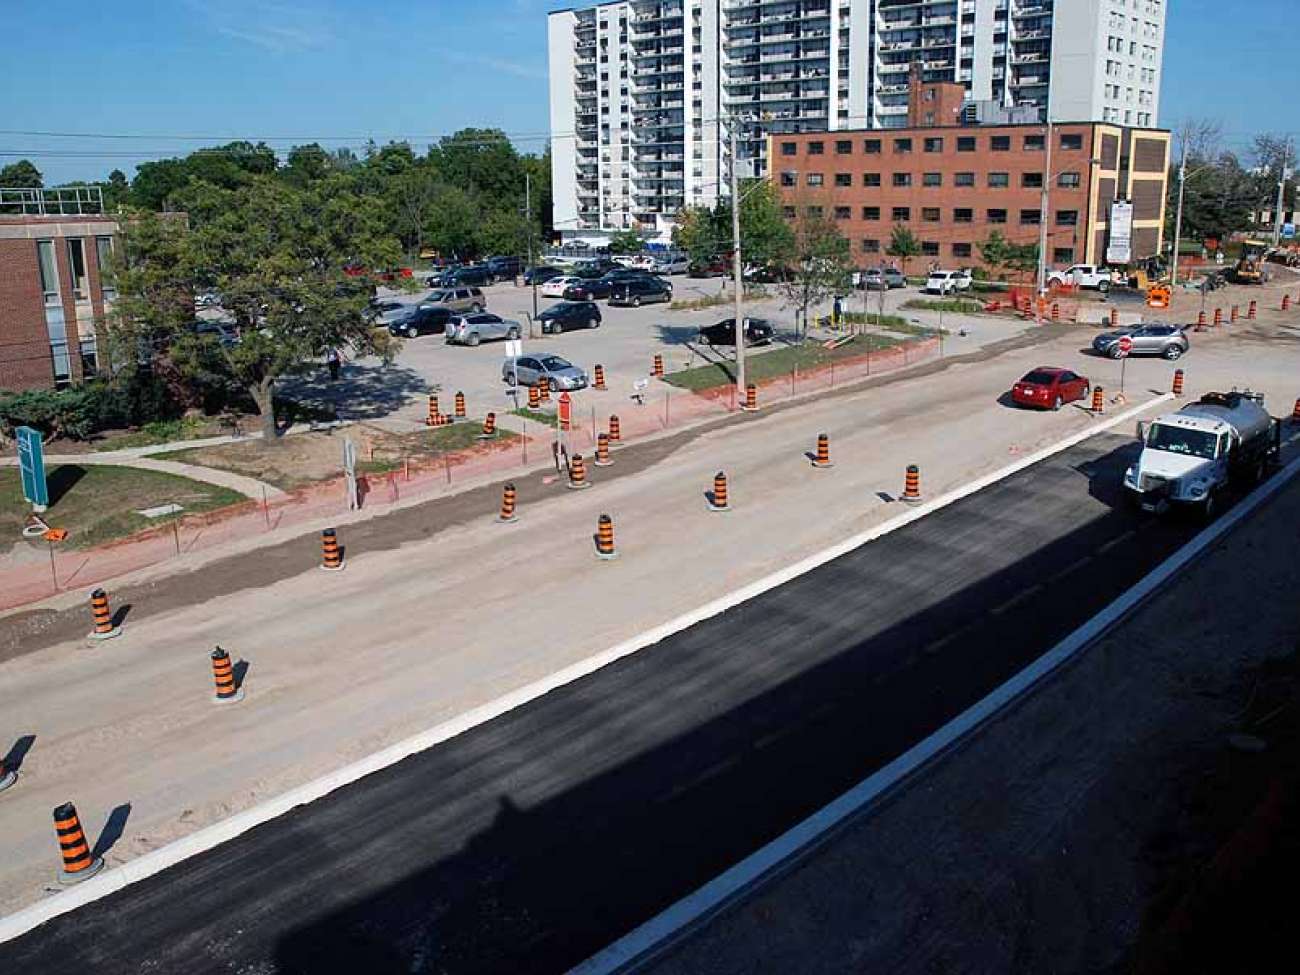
left=631, top=3, right=684, bottom=26
left=1011, top=2, right=1052, bottom=20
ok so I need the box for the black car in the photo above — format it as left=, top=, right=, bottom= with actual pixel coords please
left=485, top=255, right=521, bottom=280
left=537, top=301, right=602, bottom=334
left=523, top=265, right=562, bottom=285
left=608, top=276, right=672, bottom=306
left=427, top=265, right=492, bottom=288
left=698, top=318, right=774, bottom=347
left=563, top=278, right=616, bottom=300
left=388, top=304, right=453, bottom=338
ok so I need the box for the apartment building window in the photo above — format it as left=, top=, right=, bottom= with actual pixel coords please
left=834, top=206, right=852, bottom=220
left=957, top=136, right=976, bottom=152
left=1058, top=172, right=1081, bottom=189
left=36, top=240, right=71, bottom=382
left=892, top=172, right=912, bottom=187
left=921, top=241, right=940, bottom=256
left=37, top=240, right=60, bottom=305
left=66, top=239, right=89, bottom=300
left=1023, top=134, right=1045, bottom=151
left=1020, top=209, right=1041, bottom=225
left=861, top=238, right=880, bottom=253
left=808, top=141, right=824, bottom=155
left=862, top=206, right=880, bottom=220
left=1060, top=133, right=1084, bottom=151
left=1056, top=210, right=1079, bottom=226
left=95, top=237, right=116, bottom=302
left=1054, top=247, right=1076, bottom=264
left=862, top=172, right=881, bottom=187
left=781, top=142, right=798, bottom=156
left=953, top=172, right=975, bottom=187
left=922, top=172, right=942, bottom=187
left=835, top=139, right=853, bottom=155
left=780, top=171, right=797, bottom=187
left=953, top=208, right=973, bottom=223
left=807, top=205, right=823, bottom=217
left=1022, top=172, right=1044, bottom=188
left=988, top=172, right=1009, bottom=188
left=952, top=242, right=972, bottom=258
left=782, top=205, right=796, bottom=218
left=923, top=137, right=944, bottom=153
left=892, top=206, right=911, bottom=222
left=807, top=173, right=824, bottom=186
left=835, top=173, right=852, bottom=187
left=922, top=207, right=940, bottom=222
left=893, top=138, right=913, bottom=154
left=991, top=135, right=1010, bottom=151
left=987, top=208, right=1007, bottom=224
left=864, top=138, right=881, bottom=154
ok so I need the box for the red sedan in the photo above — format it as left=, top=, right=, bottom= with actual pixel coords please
left=1011, top=367, right=1090, bottom=410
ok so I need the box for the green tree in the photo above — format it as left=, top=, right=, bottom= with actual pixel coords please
left=777, top=213, right=853, bottom=339
left=977, top=229, right=1012, bottom=280
left=1005, top=241, right=1040, bottom=280
left=430, top=128, right=523, bottom=203
left=671, top=206, right=717, bottom=264
left=424, top=184, right=480, bottom=261
left=103, top=169, right=130, bottom=211
left=607, top=227, right=647, bottom=254
left=480, top=207, right=534, bottom=259
left=284, top=143, right=334, bottom=186
left=736, top=179, right=795, bottom=268
left=885, top=225, right=921, bottom=276
left=131, top=158, right=192, bottom=211
left=0, top=159, right=43, bottom=188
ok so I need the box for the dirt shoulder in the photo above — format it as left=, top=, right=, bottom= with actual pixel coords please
left=642, top=472, right=1300, bottom=975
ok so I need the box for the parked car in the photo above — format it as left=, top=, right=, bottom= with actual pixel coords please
left=856, top=266, right=907, bottom=290
left=193, top=319, right=238, bottom=346
left=563, top=277, right=616, bottom=300
left=538, top=301, right=601, bottom=334
left=367, top=299, right=413, bottom=326
left=1092, top=323, right=1190, bottom=360
left=924, top=268, right=973, bottom=295
left=698, top=318, right=774, bottom=347
left=1010, top=367, right=1091, bottom=410
left=502, top=353, right=589, bottom=391
left=484, top=256, right=522, bottom=281
left=1047, top=264, right=1113, bottom=292
left=688, top=257, right=728, bottom=277
left=426, top=265, right=492, bottom=288
left=388, top=304, right=453, bottom=338
left=542, top=275, right=584, bottom=298
left=744, top=263, right=787, bottom=283
left=423, top=287, right=486, bottom=313
left=608, top=276, right=673, bottom=306
left=195, top=289, right=221, bottom=309
left=653, top=254, right=689, bottom=274
left=523, top=265, right=563, bottom=285
left=445, top=312, right=521, bottom=345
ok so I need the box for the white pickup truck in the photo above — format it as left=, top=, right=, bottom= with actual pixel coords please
left=1047, top=264, right=1112, bottom=291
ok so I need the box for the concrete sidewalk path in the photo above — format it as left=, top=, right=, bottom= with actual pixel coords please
left=0, top=452, right=286, bottom=500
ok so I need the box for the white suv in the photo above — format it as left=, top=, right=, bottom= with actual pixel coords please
left=924, top=269, right=973, bottom=295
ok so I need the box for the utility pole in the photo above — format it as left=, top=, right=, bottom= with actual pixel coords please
left=730, top=121, right=745, bottom=397
left=1273, top=145, right=1291, bottom=248
left=525, top=172, right=538, bottom=320
left=1035, top=118, right=1053, bottom=322
left=1171, top=136, right=1188, bottom=286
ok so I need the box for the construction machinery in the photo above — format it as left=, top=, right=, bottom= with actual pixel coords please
left=1229, top=239, right=1270, bottom=284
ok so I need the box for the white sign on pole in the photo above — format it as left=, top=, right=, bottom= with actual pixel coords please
left=504, top=339, right=523, bottom=359
left=1106, top=200, right=1134, bottom=265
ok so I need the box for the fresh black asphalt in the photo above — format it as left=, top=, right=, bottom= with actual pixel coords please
left=2, top=434, right=1200, bottom=974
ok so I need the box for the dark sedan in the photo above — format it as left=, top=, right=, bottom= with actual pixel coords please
left=523, top=265, right=562, bottom=285
left=538, top=300, right=602, bottom=334
left=698, top=318, right=774, bottom=347
left=608, top=277, right=673, bottom=306
left=387, top=304, right=452, bottom=338
left=563, top=278, right=616, bottom=300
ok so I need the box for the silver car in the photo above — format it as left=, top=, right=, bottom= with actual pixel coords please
left=424, top=287, right=486, bottom=314
left=445, top=312, right=522, bottom=346
left=1092, top=323, right=1189, bottom=360
left=502, top=353, right=588, bottom=391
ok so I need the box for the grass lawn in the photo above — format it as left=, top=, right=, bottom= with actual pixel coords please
left=0, top=465, right=245, bottom=550
left=902, top=298, right=987, bottom=315
left=663, top=333, right=904, bottom=392
left=510, top=407, right=558, bottom=427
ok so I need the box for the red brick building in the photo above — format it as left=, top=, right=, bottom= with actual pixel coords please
left=0, top=189, right=121, bottom=391
left=770, top=119, right=1169, bottom=275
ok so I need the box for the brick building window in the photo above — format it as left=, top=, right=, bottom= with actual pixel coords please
left=807, top=173, right=824, bottom=186
left=921, top=241, right=940, bottom=256
left=1060, top=133, right=1084, bottom=151
left=781, top=142, right=798, bottom=156
left=991, top=135, right=1011, bottom=151
left=1056, top=210, right=1079, bottom=226
left=892, top=172, right=912, bottom=187
left=782, top=205, right=796, bottom=218
left=953, top=208, right=973, bottom=223
left=988, top=172, right=1009, bottom=188
left=66, top=239, right=89, bottom=300
left=955, top=172, right=975, bottom=187
left=1024, top=134, right=1045, bottom=151
left=1019, top=209, right=1041, bottom=225
left=1058, top=172, right=1081, bottom=188
left=861, top=238, right=880, bottom=253
left=864, top=138, right=881, bottom=154
left=922, top=207, right=941, bottom=222
left=922, top=172, right=942, bottom=187
left=834, top=206, right=852, bottom=220
left=863, top=172, right=881, bottom=187
left=924, top=137, right=944, bottom=153
left=987, top=208, right=1008, bottom=224
left=808, top=141, right=824, bottom=155
left=892, top=206, right=910, bottom=222
left=893, top=138, right=912, bottom=154
left=957, top=136, right=976, bottom=152
left=780, top=171, right=797, bottom=186
left=807, top=205, right=823, bottom=217
left=835, top=172, right=852, bottom=187
left=952, top=242, right=972, bottom=258
left=1022, top=172, right=1044, bottom=188
left=835, top=139, right=853, bottom=154
left=862, top=206, right=880, bottom=220
left=1053, top=247, right=1076, bottom=263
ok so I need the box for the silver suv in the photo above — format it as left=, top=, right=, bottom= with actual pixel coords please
left=445, top=312, right=521, bottom=346
left=1092, top=323, right=1190, bottom=360
left=423, top=287, right=486, bottom=314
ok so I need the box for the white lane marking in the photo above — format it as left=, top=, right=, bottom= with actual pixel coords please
left=1096, top=528, right=1138, bottom=555
left=569, top=449, right=1300, bottom=975
left=989, top=583, right=1044, bottom=616
left=0, top=395, right=1171, bottom=947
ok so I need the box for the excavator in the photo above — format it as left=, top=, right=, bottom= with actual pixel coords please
left=1230, top=239, right=1270, bottom=285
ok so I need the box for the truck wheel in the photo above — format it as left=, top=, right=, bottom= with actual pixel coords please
left=1098, top=281, right=1110, bottom=293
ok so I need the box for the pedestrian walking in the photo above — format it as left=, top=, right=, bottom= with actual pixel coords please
left=326, top=347, right=342, bottom=381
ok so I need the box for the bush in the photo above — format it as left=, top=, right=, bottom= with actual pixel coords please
left=0, top=370, right=183, bottom=442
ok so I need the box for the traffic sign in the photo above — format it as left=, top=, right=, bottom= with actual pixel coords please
left=1117, top=335, right=1133, bottom=356
left=16, top=426, right=48, bottom=512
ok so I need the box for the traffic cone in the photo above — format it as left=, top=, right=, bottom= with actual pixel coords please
left=595, top=514, right=617, bottom=560
left=902, top=465, right=922, bottom=503
left=528, top=384, right=540, bottom=410
left=608, top=414, right=622, bottom=444
left=320, top=528, right=344, bottom=571
left=1091, top=386, right=1105, bottom=414
left=1248, top=300, right=1258, bottom=320
left=210, top=646, right=244, bottom=705
left=454, top=391, right=466, bottom=419
left=52, top=802, right=104, bottom=884
left=1172, top=369, right=1185, bottom=396
left=1213, top=307, right=1223, bottom=327
left=594, top=433, right=613, bottom=467
left=88, top=588, right=121, bottom=640
left=538, top=379, right=551, bottom=403
left=1231, top=305, right=1239, bottom=323
left=426, top=395, right=439, bottom=426
left=568, top=454, right=591, bottom=490
left=741, top=383, right=758, bottom=412
left=478, top=412, right=497, bottom=440
left=593, top=364, right=607, bottom=390
left=652, top=354, right=664, bottom=378
left=498, top=482, right=518, bottom=523
left=811, top=433, right=833, bottom=469
left=708, top=471, right=730, bottom=512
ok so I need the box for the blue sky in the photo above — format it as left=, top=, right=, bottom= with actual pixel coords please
left=1, top=0, right=1294, bottom=186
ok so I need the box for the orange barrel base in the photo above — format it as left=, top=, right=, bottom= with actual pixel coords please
left=595, top=514, right=618, bottom=560
left=1090, top=386, right=1106, bottom=414
left=320, top=528, right=345, bottom=571
left=740, top=383, right=759, bottom=412
left=594, top=433, right=613, bottom=467
left=477, top=412, right=498, bottom=440
left=811, top=433, right=833, bottom=469
left=707, top=472, right=730, bottom=512
left=567, top=455, right=591, bottom=490
left=498, top=483, right=518, bottom=523
left=901, top=465, right=922, bottom=504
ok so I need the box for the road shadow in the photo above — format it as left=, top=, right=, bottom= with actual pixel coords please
left=3, top=734, right=35, bottom=773
left=110, top=603, right=132, bottom=629
left=280, top=363, right=429, bottom=424
left=653, top=324, right=701, bottom=347
left=232, top=659, right=250, bottom=692
left=90, top=802, right=131, bottom=860
left=46, top=465, right=87, bottom=506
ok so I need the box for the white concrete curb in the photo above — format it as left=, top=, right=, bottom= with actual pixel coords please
left=0, top=394, right=1170, bottom=946
left=571, top=422, right=1300, bottom=975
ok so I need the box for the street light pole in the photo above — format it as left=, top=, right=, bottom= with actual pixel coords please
left=1273, top=145, right=1291, bottom=248
left=730, top=121, right=745, bottom=397
left=1035, top=119, right=1053, bottom=322
left=525, top=172, right=538, bottom=320
left=1171, top=139, right=1188, bottom=287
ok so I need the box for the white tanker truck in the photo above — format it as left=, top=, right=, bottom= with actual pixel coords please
left=1125, top=390, right=1281, bottom=517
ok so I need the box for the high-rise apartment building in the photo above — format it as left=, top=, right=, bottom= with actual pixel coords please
left=548, top=0, right=1167, bottom=243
